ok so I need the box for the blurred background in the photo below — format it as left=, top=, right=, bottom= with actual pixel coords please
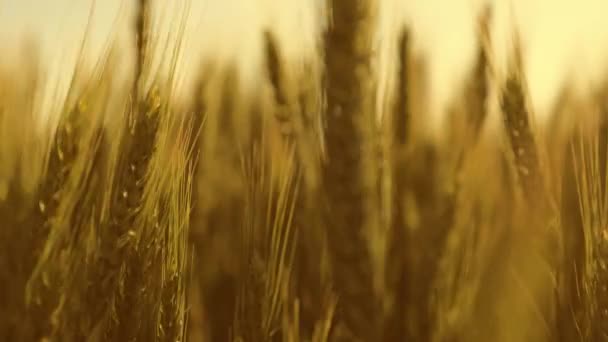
left=2, top=0, right=608, bottom=126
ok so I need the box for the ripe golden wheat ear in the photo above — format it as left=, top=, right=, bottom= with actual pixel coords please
left=322, top=1, right=381, bottom=340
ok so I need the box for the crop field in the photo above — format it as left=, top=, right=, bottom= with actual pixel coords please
left=1, top=1, right=607, bottom=341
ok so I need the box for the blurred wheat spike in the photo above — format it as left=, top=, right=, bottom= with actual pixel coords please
left=323, top=0, right=380, bottom=340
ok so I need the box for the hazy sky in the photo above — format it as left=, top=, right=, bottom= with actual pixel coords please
left=2, top=0, right=608, bottom=125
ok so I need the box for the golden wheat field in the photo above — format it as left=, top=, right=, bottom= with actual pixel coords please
left=3, top=0, right=608, bottom=341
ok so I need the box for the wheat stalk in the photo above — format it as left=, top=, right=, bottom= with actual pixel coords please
left=383, top=26, right=410, bottom=342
